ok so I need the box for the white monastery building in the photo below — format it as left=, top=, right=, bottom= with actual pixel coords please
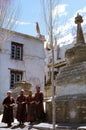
left=0, top=28, right=45, bottom=108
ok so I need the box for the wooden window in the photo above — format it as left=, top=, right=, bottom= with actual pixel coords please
left=57, top=45, right=61, bottom=60
left=44, top=75, right=46, bottom=86
left=11, top=42, right=23, bottom=60
left=10, top=70, right=23, bottom=89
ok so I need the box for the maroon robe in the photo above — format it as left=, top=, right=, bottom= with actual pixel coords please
left=27, top=95, right=35, bottom=122
left=16, top=94, right=27, bottom=123
left=2, top=96, right=15, bottom=124
left=34, top=92, right=44, bottom=121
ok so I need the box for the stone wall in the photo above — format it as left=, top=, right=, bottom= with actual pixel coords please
left=46, top=95, right=86, bottom=123
left=56, top=62, right=86, bottom=86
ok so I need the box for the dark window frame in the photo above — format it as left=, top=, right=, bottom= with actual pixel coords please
left=11, top=41, right=23, bottom=60
left=10, top=70, right=23, bottom=89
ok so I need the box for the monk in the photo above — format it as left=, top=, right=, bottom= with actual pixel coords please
left=34, top=86, right=44, bottom=122
left=2, top=90, right=15, bottom=127
left=26, top=91, right=35, bottom=124
left=16, top=89, right=27, bottom=126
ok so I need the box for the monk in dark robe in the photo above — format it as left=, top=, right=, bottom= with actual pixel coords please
left=26, top=91, right=35, bottom=124
left=16, top=89, right=27, bottom=125
left=2, top=91, right=15, bottom=127
left=34, top=86, right=44, bottom=122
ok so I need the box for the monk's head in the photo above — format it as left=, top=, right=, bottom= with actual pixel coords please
left=28, top=91, right=32, bottom=96
left=7, top=90, right=12, bottom=97
left=36, top=86, right=40, bottom=93
left=20, top=89, right=24, bottom=95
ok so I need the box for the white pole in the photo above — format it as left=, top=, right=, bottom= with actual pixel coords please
left=49, top=0, right=56, bottom=130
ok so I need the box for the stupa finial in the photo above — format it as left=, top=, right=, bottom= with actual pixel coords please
left=75, top=13, right=85, bottom=45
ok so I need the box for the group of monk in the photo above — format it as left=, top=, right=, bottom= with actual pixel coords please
left=2, top=86, right=44, bottom=127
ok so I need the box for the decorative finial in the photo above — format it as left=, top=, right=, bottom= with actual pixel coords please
left=36, top=22, right=40, bottom=34
left=75, top=14, right=85, bottom=45
left=75, top=13, right=83, bottom=24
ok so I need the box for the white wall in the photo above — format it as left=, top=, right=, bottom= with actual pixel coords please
left=0, top=31, right=45, bottom=108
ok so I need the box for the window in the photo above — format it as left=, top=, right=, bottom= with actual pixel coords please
left=11, top=42, right=23, bottom=60
left=10, top=70, right=23, bottom=88
left=57, top=45, right=61, bottom=59
left=44, top=75, right=46, bottom=86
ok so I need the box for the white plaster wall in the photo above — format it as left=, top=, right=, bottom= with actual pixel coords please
left=0, top=32, right=45, bottom=108
left=0, top=52, right=11, bottom=109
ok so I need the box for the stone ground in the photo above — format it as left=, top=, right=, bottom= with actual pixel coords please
left=0, top=114, right=86, bottom=130
left=0, top=114, right=38, bottom=130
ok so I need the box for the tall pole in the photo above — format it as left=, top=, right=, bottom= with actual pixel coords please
left=49, top=0, right=56, bottom=130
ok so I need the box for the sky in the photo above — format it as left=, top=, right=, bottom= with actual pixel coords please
left=14, top=0, right=86, bottom=45
left=15, top=0, right=44, bottom=36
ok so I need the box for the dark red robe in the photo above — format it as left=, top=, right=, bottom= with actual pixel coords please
left=16, top=94, right=27, bottom=123
left=27, top=95, right=35, bottom=122
left=2, top=96, right=15, bottom=124
left=34, top=92, right=44, bottom=121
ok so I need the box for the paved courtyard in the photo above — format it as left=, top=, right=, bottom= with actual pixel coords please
left=0, top=114, right=38, bottom=130
left=0, top=114, right=58, bottom=130
left=0, top=114, right=86, bottom=130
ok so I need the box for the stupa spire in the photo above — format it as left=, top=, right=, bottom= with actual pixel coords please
left=75, top=13, right=85, bottom=45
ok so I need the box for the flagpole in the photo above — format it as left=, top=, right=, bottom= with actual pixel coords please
left=49, top=0, right=56, bottom=130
